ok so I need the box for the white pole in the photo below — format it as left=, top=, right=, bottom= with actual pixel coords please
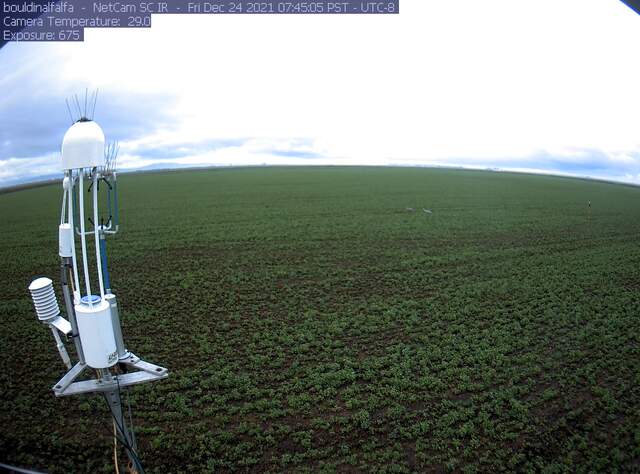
left=78, top=170, right=93, bottom=304
left=60, top=186, right=67, bottom=225
left=68, top=173, right=81, bottom=301
left=93, top=173, right=105, bottom=298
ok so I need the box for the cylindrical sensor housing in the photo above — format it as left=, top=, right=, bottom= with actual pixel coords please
left=28, top=277, right=60, bottom=322
left=58, top=223, right=73, bottom=257
left=104, top=293, right=128, bottom=360
left=75, top=296, right=117, bottom=368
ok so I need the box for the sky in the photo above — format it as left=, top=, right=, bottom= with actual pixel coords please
left=1, top=0, right=639, bottom=187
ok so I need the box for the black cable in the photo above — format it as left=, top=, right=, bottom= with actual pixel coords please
left=103, top=394, right=144, bottom=473
left=117, top=363, right=137, bottom=448
left=113, top=406, right=144, bottom=474
left=103, top=395, right=144, bottom=474
left=115, top=375, right=129, bottom=449
left=125, top=385, right=137, bottom=449
left=101, top=390, right=145, bottom=474
left=114, top=374, right=145, bottom=474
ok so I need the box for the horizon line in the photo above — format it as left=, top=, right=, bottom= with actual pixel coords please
left=2, top=163, right=639, bottom=195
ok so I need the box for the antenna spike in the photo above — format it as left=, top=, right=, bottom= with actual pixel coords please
left=65, top=98, right=74, bottom=124
left=114, top=142, right=119, bottom=172
left=84, top=88, right=88, bottom=119
left=73, top=94, right=82, bottom=119
left=107, top=142, right=112, bottom=171
left=91, top=88, right=99, bottom=120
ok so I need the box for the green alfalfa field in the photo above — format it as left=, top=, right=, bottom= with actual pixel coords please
left=1, top=166, right=640, bottom=472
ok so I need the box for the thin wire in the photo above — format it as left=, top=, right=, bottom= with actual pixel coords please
left=105, top=142, right=112, bottom=173
left=102, top=390, right=145, bottom=473
left=91, top=88, right=99, bottom=120
left=104, top=141, right=119, bottom=175
left=116, top=375, right=126, bottom=436
left=113, top=419, right=121, bottom=474
left=113, top=421, right=144, bottom=473
left=73, top=94, right=82, bottom=119
left=84, top=88, right=88, bottom=119
left=65, top=98, right=75, bottom=124
left=115, top=371, right=142, bottom=469
left=117, top=373, right=137, bottom=451
left=102, top=391, right=143, bottom=471
left=126, top=387, right=136, bottom=449
left=112, top=142, right=119, bottom=174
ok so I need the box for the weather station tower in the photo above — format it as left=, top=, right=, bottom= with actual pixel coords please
left=27, top=92, right=168, bottom=473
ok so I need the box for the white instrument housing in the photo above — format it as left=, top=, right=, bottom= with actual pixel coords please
left=75, top=297, right=118, bottom=368
left=28, top=277, right=60, bottom=322
left=58, top=223, right=73, bottom=257
left=61, top=121, right=105, bottom=170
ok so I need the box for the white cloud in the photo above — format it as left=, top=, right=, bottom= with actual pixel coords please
left=1, top=0, right=640, bottom=185
left=0, top=153, right=60, bottom=183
